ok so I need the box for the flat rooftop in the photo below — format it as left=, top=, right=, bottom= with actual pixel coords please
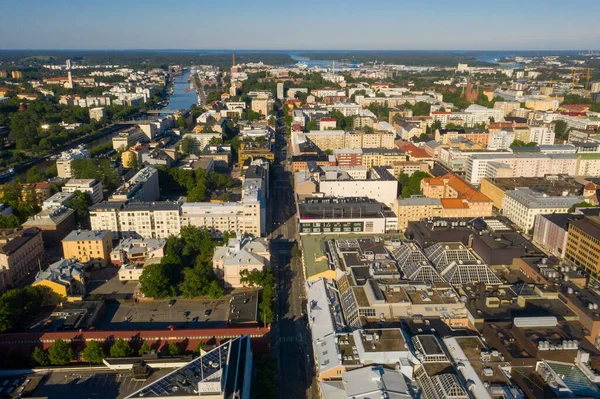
left=484, top=176, right=583, bottom=196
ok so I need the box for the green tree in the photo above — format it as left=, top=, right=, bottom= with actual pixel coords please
left=0, top=286, right=46, bottom=332
left=168, top=342, right=181, bottom=356
left=110, top=338, right=133, bottom=358
left=569, top=201, right=594, bottom=213
left=553, top=120, right=569, bottom=141
left=66, top=190, right=91, bottom=229
left=207, top=280, right=224, bottom=299
left=177, top=116, right=187, bottom=130
left=26, top=166, right=45, bottom=183
left=124, top=152, right=138, bottom=169
left=139, top=342, right=152, bottom=355
left=180, top=268, right=205, bottom=298
left=180, top=136, right=197, bottom=156
left=48, top=339, right=73, bottom=366
left=32, top=347, right=50, bottom=366
left=140, top=262, right=174, bottom=299
left=291, top=245, right=301, bottom=259
left=398, top=171, right=430, bottom=198
left=82, top=340, right=105, bottom=364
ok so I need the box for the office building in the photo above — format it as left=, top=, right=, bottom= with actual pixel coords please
left=126, top=336, right=253, bottom=399
left=297, top=197, right=398, bottom=234
left=502, top=188, right=584, bottom=232
left=0, top=227, right=45, bottom=292
left=316, top=166, right=398, bottom=205
left=62, top=229, right=113, bottom=267
left=62, top=179, right=103, bottom=205
left=565, top=216, right=600, bottom=280
left=90, top=201, right=182, bottom=240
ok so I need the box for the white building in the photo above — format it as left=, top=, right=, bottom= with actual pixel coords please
left=317, top=166, right=398, bottom=205
left=62, top=179, right=104, bottom=205
left=56, top=147, right=91, bottom=178
left=183, top=132, right=221, bottom=151
left=502, top=188, right=584, bottom=232
left=487, top=130, right=515, bottom=150
left=89, top=201, right=182, bottom=240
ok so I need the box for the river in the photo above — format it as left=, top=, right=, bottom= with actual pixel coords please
left=162, top=71, right=198, bottom=111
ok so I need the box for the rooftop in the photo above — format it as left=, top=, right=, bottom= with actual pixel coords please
left=62, top=229, right=111, bottom=242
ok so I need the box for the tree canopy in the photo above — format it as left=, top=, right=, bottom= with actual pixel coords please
left=110, top=338, right=134, bottom=358
left=82, top=340, right=105, bottom=364
left=48, top=339, right=73, bottom=366
left=398, top=171, right=430, bottom=198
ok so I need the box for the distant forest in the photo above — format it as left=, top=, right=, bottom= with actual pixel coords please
left=0, top=50, right=295, bottom=69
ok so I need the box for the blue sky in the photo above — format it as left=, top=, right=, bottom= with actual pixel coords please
left=1, top=0, right=599, bottom=50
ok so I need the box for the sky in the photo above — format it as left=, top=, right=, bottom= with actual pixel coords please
left=1, top=0, right=599, bottom=51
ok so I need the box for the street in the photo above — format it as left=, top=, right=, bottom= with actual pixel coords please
left=268, top=121, right=317, bottom=399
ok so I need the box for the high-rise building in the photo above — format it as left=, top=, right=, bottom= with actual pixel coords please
left=277, top=82, right=284, bottom=99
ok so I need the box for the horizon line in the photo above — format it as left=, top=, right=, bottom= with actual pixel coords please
left=0, top=48, right=597, bottom=52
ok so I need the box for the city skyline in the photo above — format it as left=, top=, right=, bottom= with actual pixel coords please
left=1, top=0, right=599, bottom=51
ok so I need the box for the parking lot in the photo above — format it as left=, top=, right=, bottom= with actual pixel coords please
left=98, top=298, right=229, bottom=330
left=34, top=370, right=172, bottom=399
left=87, top=268, right=137, bottom=300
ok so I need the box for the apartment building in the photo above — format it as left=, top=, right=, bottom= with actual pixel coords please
left=394, top=197, right=443, bottom=231
left=361, top=148, right=406, bottom=168
left=333, top=149, right=363, bottom=167
left=503, top=187, right=584, bottom=232
left=251, top=97, right=274, bottom=115
left=112, top=128, right=146, bottom=151
left=62, top=179, right=103, bottom=204
left=56, top=147, right=91, bottom=178
left=89, top=201, right=182, bottom=240
left=32, top=258, right=86, bottom=300
left=183, top=132, right=222, bottom=151
left=212, top=235, right=269, bottom=288
left=22, top=206, right=76, bottom=246
left=62, top=229, right=113, bottom=267
left=109, top=166, right=159, bottom=203
left=487, top=130, right=515, bottom=150
left=181, top=198, right=263, bottom=238
left=89, top=107, right=106, bottom=122
left=0, top=227, right=45, bottom=292
left=305, top=130, right=396, bottom=151
left=435, top=128, right=489, bottom=146
left=421, top=173, right=494, bottom=217
left=465, top=153, right=578, bottom=185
